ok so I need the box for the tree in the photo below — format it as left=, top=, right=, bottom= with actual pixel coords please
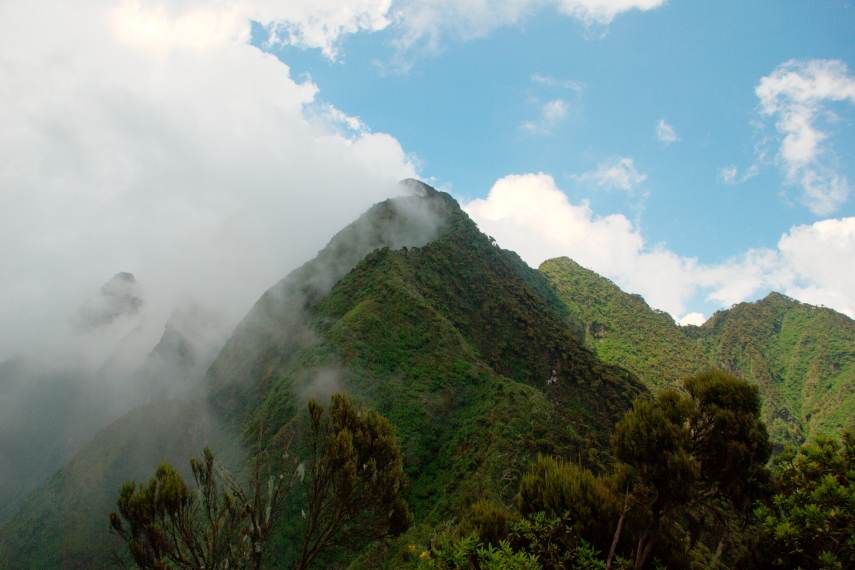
left=611, top=369, right=771, bottom=569
left=517, top=454, right=623, bottom=556
left=753, top=431, right=855, bottom=570
left=110, top=393, right=411, bottom=570
left=296, top=393, right=412, bottom=570
left=110, top=441, right=297, bottom=570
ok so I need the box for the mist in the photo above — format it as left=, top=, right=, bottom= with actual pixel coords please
left=0, top=0, right=423, bottom=524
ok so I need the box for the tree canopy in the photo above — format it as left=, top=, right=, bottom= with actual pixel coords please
left=109, top=393, right=410, bottom=570
left=611, top=369, right=772, bottom=569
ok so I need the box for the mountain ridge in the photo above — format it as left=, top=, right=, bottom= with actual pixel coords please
left=539, top=256, right=855, bottom=446
left=1, top=184, right=644, bottom=569
left=4, top=184, right=855, bottom=569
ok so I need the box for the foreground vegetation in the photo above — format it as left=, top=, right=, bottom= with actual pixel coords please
left=110, top=394, right=409, bottom=570
left=111, top=371, right=855, bottom=570
left=402, top=376, right=854, bottom=570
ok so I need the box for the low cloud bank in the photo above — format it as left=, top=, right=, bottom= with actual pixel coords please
left=465, top=173, right=855, bottom=323
left=0, top=0, right=422, bottom=367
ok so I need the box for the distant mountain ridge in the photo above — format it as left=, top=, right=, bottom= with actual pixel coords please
left=540, top=256, right=855, bottom=446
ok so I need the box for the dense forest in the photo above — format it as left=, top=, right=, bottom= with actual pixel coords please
left=1, top=182, right=853, bottom=569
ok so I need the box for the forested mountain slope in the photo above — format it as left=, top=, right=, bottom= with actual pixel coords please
left=0, top=399, right=231, bottom=569
left=1, top=183, right=644, bottom=569
left=540, top=256, right=855, bottom=446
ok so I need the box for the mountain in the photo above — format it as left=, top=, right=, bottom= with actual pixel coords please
left=0, top=294, right=226, bottom=527
left=1, top=183, right=645, bottom=569
left=540, top=256, right=855, bottom=446
left=0, top=356, right=97, bottom=524
left=0, top=399, right=229, bottom=569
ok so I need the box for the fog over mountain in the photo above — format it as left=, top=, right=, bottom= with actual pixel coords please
left=1, top=0, right=853, bottom=541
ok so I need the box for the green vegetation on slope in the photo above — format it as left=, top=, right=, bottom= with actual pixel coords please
left=539, top=257, right=704, bottom=389
left=2, top=185, right=644, bottom=569
left=700, top=292, right=855, bottom=443
left=539, top=257, right=855, bottom=447
left=0, top=400, right=234, bottom=570
left=409, top=370, right=776, bottom=570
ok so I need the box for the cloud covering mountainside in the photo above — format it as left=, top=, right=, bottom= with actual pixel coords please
left=0, top=0, right=420, bottom=364
left=2, top=0, right=854, bottom=366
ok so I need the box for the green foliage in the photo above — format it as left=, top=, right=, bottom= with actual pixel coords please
left=0, top=399, right=226, bottom=570
left=540, top=258, right=855, bottom=449
left=110, top=450, right=262, bottom=569
left=753, top=432, right=855, bottom=570
left=611, top=370, right=771, bottom=569
left=538, top=257, right=703, bottom=391
left=297, top=394, right=411, bottom=570
left=415, top=514, right=632, bottom=570
left=110, top=394, right=410, bottom=570
left=459, top=500, right=519, bottom=548
left=517, top=455, right=622, bottom=555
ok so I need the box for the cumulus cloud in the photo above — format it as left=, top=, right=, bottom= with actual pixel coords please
left=776, top=217, right=855, bottom=312
left=464, top=173, right=855, bottom=323
left=755, top=59, right=855, bottom=214
left=571, top=157, right=647, bottom=191
left=656, top=119, right=680, bottom=144
left=0, top=0, right=418, bottom=364
left=677, top=313, right=705, bottom=326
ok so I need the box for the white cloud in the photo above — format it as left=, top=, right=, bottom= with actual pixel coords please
left=0, top=0, right=418, bottom=363
left=521, top=99, right=569, bottom=134
left=755, top=59, right=855, bottom=214
left=776, top=217, right=855, bottom=314
left=718, top=162, right=760, bottom=185
left=532, top=73, right=585, bottom=92
left=106, top=0, right=664, bottom=65
left=677, top=313, right=705, bottom=326
left=0, top=0, right=671, bottom=364
left=387, top=0, right=667, bottom=59
left=656, top=118, right=680, bottom=144
left=464, top=173, right=855, bottom=323
left=261, top=0, right=394, bottom=59
left=554, top=0, right=667, bottom=25
left=572, top=157, right=647, bottom=191
left=719, top=165, right=738, bottom=184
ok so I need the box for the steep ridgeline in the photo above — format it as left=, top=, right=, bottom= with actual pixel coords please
left=539, top=257, right=855, bottom=446
left=1, top=183, right=644, bottom=570
left=205, top=182, right=644, bottom=530
left=538, top=257, right=704, bottom=388
left=699, top=293, right=855, bottom=445
left=0, top=285, right=226, bottom=528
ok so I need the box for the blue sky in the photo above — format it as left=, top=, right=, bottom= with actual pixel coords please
left=252, top=0, right=855, bottom=322
left=1, top=0, right=855, bottom=363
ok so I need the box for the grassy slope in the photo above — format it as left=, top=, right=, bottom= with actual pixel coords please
left=2, top=187, right=644, bottom=569
left=539, top=257, right=855, bottom=446
left=212, top=190, right=645, bottom=566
